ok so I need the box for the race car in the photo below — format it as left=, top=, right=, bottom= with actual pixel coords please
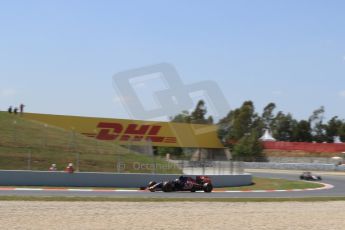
left=147, top=176, right=213, bottom=193
left=300, top=172, right=322, bottom=181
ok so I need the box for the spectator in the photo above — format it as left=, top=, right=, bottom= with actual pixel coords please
left=13, top=107, right=18, bottom=115
left=8, top=106, right=13, bottom=114
left=20, top=104, right=25, bottom=114
left=65, top=163, right=75, bottom=173
left=49, top=164, right=57, bottom=171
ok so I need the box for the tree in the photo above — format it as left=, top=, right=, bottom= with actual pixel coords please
left=325, top=116, right=344, bottom=142
left=232, top=101, right=256, bottom=140
left=252, top=113, right=265, bottom=136
left=190, top=100, right=209, bottom=124
left=219, top=102, right=345, bottom=145
left=232, top=130, right=264, bottom=161
left=218, top=110, right=234, bottom=145
left=218, top=101, right=257, bottom=146
left=338, top=122, right=345, bottom=142
left=309, top=106, right=327, bottom=143
left=262, top=102, right=276, bottom=129
left=157, top=100, right=214, bottom=158
left=293, top=120, right=312, bottom=142
left=217, top=101, right=265, bottom=160
left=170, top=110, right=191, bottom=123
left=272, top=112, right=296, bottom=141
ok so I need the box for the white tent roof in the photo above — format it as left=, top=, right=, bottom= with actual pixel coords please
left=334, top=136, right=343, bottom=144
left=260, top=129, right=276, bottom=141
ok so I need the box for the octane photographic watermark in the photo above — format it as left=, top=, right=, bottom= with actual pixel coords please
left=116, top=162, right=180, bottom=172
left=112, top=63, right=230, bottom=139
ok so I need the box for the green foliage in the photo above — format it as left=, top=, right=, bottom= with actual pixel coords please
left=190, top=100, right=213, bottom=124
left=218, top=101, right=258, bottom=145
left=169, top=100, right=213, bottom=125
left=309, top=106, right=327, bottom=143
left=218, top=101, right=345, bottom=160
left=292, top=120, right=312, bottom=142
left=262, top=102, right=276, bottom=129
left=169, top=110, right=191, bottom=123
left=219, top=102, right=345, bottom=147
left=272, top=112, right=296, bottom=141
left=232, top=131, right=263, bottom=161
left=339, top=123, right=345, bottom=142
left=157, top=100, right=214, bottom=158
left=326, top=116, right=343, bottom=142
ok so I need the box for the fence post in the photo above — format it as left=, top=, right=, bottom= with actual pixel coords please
left=191, top=161, right=194, bottom=175
left=116, top=155, right=121, bottom=173
left=152, top=154, right=156, bottom=175
left=181, top=160, right=185, bottom=175
left=228, top=161, right=231, bottom=175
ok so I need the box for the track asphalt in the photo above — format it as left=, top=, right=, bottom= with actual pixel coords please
left=0, top=170, right=344, bottom=198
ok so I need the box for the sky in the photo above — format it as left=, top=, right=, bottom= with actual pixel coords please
left=1, top=0, right=345, bottom=122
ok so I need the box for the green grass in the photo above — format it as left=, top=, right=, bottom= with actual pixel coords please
left=224, top=177, right=323, bottom=191
left=0, top=112, right=181, bottom=174
left=1, top=196, right=345, bottom=202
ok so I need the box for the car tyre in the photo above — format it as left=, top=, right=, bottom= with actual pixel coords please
left=203, top=183, right=213, bottom=193
left=162, top=182, right=173, bottom=192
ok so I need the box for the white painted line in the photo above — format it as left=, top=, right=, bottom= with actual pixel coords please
left=67, top=189, right=94, bottom=192
left=14, top=188, right=43, bottom=191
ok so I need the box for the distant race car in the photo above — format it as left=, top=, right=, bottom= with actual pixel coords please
left=300, top=172, right=322, bottom=181
left=146, top=176, right=213, bottom=193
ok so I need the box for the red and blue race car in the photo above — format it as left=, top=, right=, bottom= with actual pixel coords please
left=147, top=176, right=213, bottom=193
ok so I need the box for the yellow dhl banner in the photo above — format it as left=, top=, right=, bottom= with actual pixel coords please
left=24, top=113, right=224, bottom=149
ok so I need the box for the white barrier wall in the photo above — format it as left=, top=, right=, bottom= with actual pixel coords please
left=0, top=170, right=252, bottom=188
left=243, top=162, right=345, bottom=171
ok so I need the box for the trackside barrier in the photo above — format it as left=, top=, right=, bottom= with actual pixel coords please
left=263, top=141, right=345, bottom=153
left=243, top=162, right=345, bottom=171
left=0, top=170, right=252, bottom=188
